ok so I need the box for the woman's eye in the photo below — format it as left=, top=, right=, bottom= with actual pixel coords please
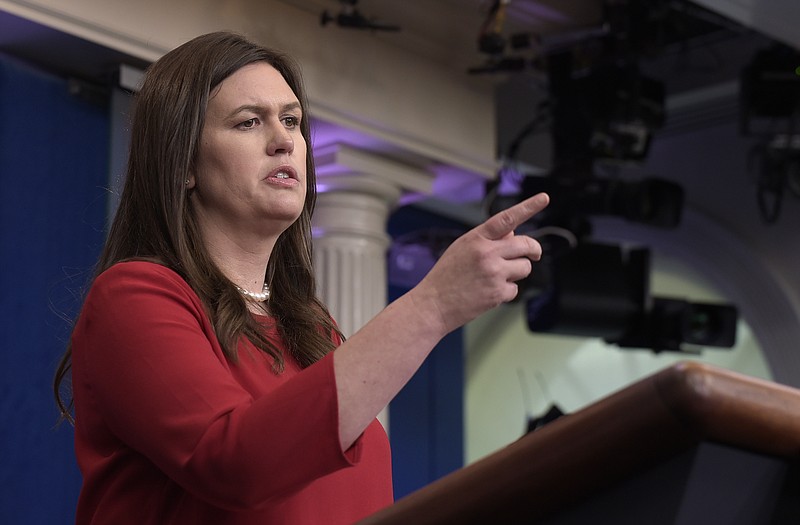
left=283, top=116, right=300, bottom=129
left=238, top=118, right=258, bottom=129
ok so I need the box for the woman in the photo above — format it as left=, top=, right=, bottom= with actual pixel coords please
left=54, top=31, right=548, bottom=524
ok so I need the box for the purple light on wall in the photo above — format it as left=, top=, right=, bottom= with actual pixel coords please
left=311, top=118, right=385, bottom=195
left=428, top=164, right=487, bottom=203
left=310, top=118, right=490, bottom=203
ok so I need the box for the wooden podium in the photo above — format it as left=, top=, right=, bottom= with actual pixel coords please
left=359, top=361, right=800, bottom=524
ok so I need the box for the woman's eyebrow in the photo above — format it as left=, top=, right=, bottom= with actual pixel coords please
left=228, top=101, right=302, bottom=118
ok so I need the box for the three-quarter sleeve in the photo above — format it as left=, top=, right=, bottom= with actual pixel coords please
left=72, top=261, right=363, bottom=510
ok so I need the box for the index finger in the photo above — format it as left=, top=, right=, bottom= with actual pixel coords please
left=479, top=192, right=550, bottom=240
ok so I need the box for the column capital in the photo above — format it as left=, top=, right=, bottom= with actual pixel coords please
left=314, top=143, right=434, bottom=201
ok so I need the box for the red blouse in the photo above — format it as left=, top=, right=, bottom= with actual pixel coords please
left=70, top=261, right=393, bottom=524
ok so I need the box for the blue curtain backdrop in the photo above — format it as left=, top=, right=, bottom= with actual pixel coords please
left=387, top=206, right=467, bottom=499
left=0, top=54, right=109, bottom=524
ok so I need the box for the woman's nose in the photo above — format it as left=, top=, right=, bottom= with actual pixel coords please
left=267, top=124, right=294, bottom=156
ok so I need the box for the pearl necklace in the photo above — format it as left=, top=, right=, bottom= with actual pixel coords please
left=235, top=283, right=270, bottom=302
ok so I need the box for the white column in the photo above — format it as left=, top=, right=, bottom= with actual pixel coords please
left=312, top=185, right=399, bottom=338
left=312, top=145, right=433, bottom=432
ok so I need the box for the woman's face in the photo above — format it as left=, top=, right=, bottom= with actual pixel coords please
left=190, top=62, right=307, bottom=240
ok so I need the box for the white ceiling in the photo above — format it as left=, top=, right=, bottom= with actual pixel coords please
left=0, top=1, right=790, bottom=96
left=276, top=0, right=604, bottom=75
left=0, top=0, right=791, bottom=185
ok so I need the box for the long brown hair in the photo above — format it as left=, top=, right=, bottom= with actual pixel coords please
left=54, top=31, right=342, bottom=423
